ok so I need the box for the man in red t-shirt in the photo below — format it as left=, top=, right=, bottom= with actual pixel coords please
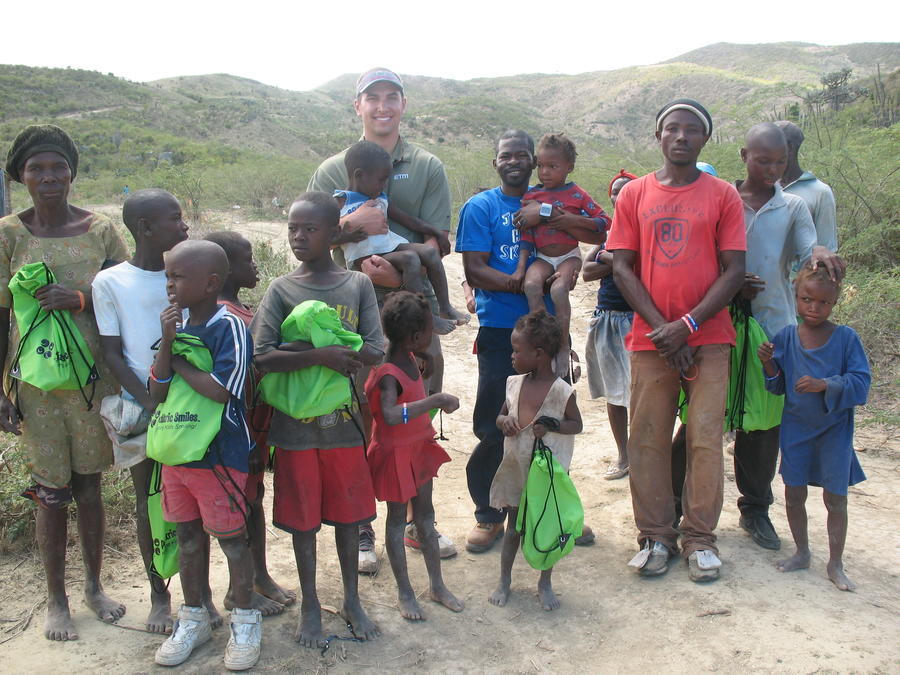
left=607, top=99, right=746, bottom=582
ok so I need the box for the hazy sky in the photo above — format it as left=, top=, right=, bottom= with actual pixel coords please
left=4, top=0, right=897, bottom=92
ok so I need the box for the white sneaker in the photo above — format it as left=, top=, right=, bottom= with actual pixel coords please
left=224, top=607, right=262, bottom=671
left=155, top=605, right=212, bottom=666
left=404, top=522, right=458, bottom=559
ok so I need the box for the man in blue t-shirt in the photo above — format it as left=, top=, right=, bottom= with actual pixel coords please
left=456, top=130, right=607, bottom=553
left=456, top=130, right=535, bottom=552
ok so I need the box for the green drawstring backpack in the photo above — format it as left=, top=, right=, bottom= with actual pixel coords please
left=516, top=437, right=584, bottom=571
left=147, top=461, right=178, bottom=579
left=146, top=334, right=225, bottom=466
left=678, top=300, right=784, bottom=432
left=7, top=262, right=98, bottom=408
left=258, top=300, right=363, bottom=420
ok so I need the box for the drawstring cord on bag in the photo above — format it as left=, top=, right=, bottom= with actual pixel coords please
left=525, top=436, right=571, bottom=554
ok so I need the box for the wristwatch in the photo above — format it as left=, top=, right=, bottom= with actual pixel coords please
left=539, top=202, right=553, bottom=223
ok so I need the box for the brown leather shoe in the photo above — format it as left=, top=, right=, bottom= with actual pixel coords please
left=465, top=522, right=504, bottom=552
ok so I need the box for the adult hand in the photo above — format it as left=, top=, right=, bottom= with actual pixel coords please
left=434, top=393, right=460, bottom=414
left=647, top=320, right=690, bottom=358
left=795, top=375, right=826, bottom=393
left=666, top=343, right=695, bottom=373
left=513, top=202, right=542, bottom=230
left=497, top=415, right=520, bottom=437
left=809, top=247, right=846, bottom=282
left=318, top=345, right=363, bottom=378
left=546, top=266, right=579, bottom=292
left=506, top=270, right=524, bottom=293
left=360, top=255, right=403, bottom=288
left=0, top=394, right=21, bottom=435
left=34, top=284, right=80, bottom=312
left=740, top=274, right=766, bottom=300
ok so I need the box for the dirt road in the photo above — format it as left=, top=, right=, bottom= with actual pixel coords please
left=1, top=225, right=897, bottom=674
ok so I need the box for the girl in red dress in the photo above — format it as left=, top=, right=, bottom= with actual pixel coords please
left=365, top=291, right=464, bottom=620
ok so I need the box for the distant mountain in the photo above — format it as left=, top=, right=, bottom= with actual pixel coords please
left=1, top=41, right=897, bottom=206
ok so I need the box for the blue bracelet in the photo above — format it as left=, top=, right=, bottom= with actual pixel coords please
left=402, top=403, right=409, bottom=424
left=149, top=366, right=173, bottom=384
left=686, top=313, right=700, bottom=332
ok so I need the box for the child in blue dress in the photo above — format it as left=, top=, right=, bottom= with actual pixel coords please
left=757, top=263, right=870, bottom=591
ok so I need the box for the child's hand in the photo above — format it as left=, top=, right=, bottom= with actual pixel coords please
left=757, top=341, right=775, bottom=363
left=318, top=345, right=363, bottom=378
left=497, top=415, right=520, bottom=436
left=795, top=375, right=826, bottom=393
left=433, top=393, right=460, bottom=414
left=160, top=304, right=180, bottom=343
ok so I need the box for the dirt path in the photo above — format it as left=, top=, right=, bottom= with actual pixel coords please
left=1, top=229, right=898, bottom=674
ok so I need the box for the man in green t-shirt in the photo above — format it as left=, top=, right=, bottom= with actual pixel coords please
left=307, top=67, right=457, bottom=573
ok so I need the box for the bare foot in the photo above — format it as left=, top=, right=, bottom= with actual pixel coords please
left=441, top=306, right=471, bottom=326
left=398, top=590, right=425, bottom=621
left=295, top=601, right=324, bottom=648
left=45, top=597, right=78, bottom=641
left=538, top=579, right=560, bottom=611
left=827, top=560, right=857, bottom=592
left=255, top=576, right=297, bottom=607
left=146, top=590, right=173, bottom=634
left=84, top=586, right=126, bottom=623
left=488, top=580, right=511, bottom=607
left=202, top=592, right=223, bottom=629
left=430, top=584, right=464, bottom=613
left=341, top=599, right=380, bottom=640
left=775, top=549, right=811, bottom=573
left=432, top=314, right=457, bottom=335
left=224, top=590, right=285, bottom=616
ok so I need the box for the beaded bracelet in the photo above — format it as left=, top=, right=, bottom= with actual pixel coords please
left=402, top=403, right=409, bottom=424
left=685, top=313, right=699, bottom=332
left=680, top=315, right=696, bottom=333
left=149, top=365, right=173, bottom=384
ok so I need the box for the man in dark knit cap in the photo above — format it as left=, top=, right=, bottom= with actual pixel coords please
left=607, top=99, right=746, bottom=583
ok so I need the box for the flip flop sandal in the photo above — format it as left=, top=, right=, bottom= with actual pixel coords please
left=603, top=465, right=630, bottom=480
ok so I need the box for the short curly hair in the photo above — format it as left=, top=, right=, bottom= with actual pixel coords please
left=513, top=309, right=562, bottom=355
left=794, top=262, right=842, bottom=297
left=381, top=291, right=431, bottom=344
left=536, top=133, right=577, bottom=164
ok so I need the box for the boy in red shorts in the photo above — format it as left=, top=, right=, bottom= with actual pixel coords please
left=204, top=230, right=296, bottom=615
left=252, top=192, right=384, bottom=647
left=149, top=240, right=261, bottom=670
